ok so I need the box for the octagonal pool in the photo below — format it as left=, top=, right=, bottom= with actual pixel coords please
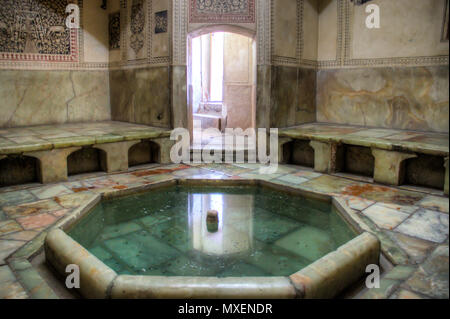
left=44, top=179, right=380, bottom=299
left=68, top=185, right=357, bottom=277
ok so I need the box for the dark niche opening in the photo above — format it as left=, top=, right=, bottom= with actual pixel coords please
left=67, top=147, right=107, bottom=176
left=404, top=154, right=445, bottom=190
left=341, top=145, right=375, bottom=177
left=128, top=141, right=159, bottom=167
left=282, top=140, right=314, bottom=168
left=0, top=155, right=40, bottom=187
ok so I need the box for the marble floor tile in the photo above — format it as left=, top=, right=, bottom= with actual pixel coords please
left=418, top=195, right=449, bottom=214
left=377, top=202, right=419, bottom=215
left=292, top=170, right=321, bottom=180
left=405, top=245, right=449, bottom=299
left=0, top=240, right=23, bottom=264
left=0, top=190, right=36, bottom=207
left=172, top=168, right=212, bottom=177
left=362, top=204, right=410, bottom=230
left=341, top=184, right=425, bottom=206
left=340, top=196, right=375, bottom=211
left=387, top=231, right=435, bottom=264
left=395, top=289, right=427, bottom=299
left=238, top=172, right=283, bottom=181
left=275, top=174, right=309, bottom=185
left=395, top=210, right=449, bottom=243
left=0, top=230, right=38, bottom=242
left=0, top=281, right=28, bottom=299
left=109, top=174, right=142, bottom=185
left=16, top=213, right=58, bottom=230
left=0, top=220, right=22, bottom=236
left=30, top=184, right=73, bottom=200
left=53, top=192, right=96, bottom=209
left=3, top=199, right=62, bottom=218
left=298, top=175, right=356, bottom=195
left=0, top=265, right=15, bottom=284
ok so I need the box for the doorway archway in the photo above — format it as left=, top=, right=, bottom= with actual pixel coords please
left=187, top=25, right=257, bottom=149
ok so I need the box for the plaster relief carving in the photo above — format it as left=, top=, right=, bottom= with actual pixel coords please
left=155, top=10, right=168, bottom=34
left=0, top=0, right=78, bottom=62
left=109, top=11, right=120, bottom=50
left=189, top=0, right=255, bottom=23
left=130, top=0, right=145, bottom=55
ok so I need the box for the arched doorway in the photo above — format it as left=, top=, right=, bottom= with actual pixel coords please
left=187, top=25, right=257, bottom=150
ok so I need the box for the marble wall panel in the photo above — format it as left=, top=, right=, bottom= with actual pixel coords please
left=270, top=66, right=316, bottom=128
left=317, top=66, right=449, bottom=133
left=0, top=70, right=110, bottom=128
left=110, top=67, right=171, bottom=128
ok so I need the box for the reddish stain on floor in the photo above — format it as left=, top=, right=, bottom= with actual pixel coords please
left=342, top=184, right=393, bottom=197
left=71, top=187, right=95, bottom=193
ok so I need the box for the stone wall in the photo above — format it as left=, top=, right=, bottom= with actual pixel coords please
left=316, top=0, right=449, bottom=132
left=0, top=0, right=448, bottom=132
left=108, top=0, right=172, bottom=128
left=317, top=66, right=449, bottom=133
left=271, top=66, right=316, bottom=127
left=0, top=70, right=110, bottom=128
left=270, top=0, right=318, bottom=127
left=0, top=0, right=111, bottom=128
left=110, top=67, right=171, bottom=128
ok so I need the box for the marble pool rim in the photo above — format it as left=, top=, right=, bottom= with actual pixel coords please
left=41, top=178, right=382, bottom=299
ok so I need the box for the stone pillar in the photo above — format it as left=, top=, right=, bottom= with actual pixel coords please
left=444, top=157, right=449, bottom=196
left=25, top=147, right=81, bottom=184
left=310, top=141, right=343, bottom=173
left=94, top=141, right=140, bottom=173
left=372, top=148, right=417, bottom=186
left=172, top=66, right=188, bottom=129
left=151, top=138, right=175, bottom=164
left=256, top=65, right=271, bottom=131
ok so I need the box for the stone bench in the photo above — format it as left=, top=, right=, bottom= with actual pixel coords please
left=279, top=123, right=449, bottom=195
left=0, top=121, right=173, bottom=185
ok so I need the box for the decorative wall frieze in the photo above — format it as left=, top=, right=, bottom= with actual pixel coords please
left=189, top=0, right=255, bottom=24
left=0, top=0, right=80, bottom=65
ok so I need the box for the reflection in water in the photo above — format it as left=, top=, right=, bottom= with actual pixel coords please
left=68, top=185, right=357, bottom=277
left=189, top=193, right=253, bottom=256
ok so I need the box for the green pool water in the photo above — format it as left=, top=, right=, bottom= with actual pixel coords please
left=68, top=185, right=356, bottom=277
